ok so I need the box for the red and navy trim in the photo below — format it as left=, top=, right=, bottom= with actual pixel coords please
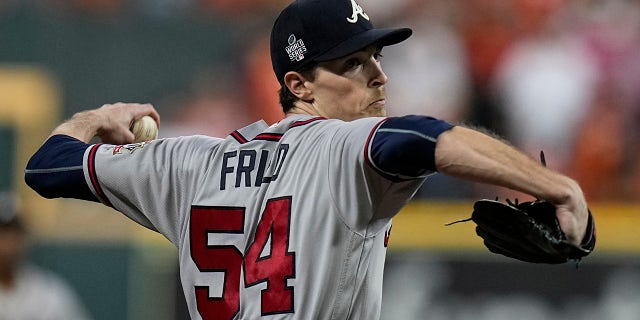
left=230, top=131, right=249, bottom=144
left=289, top=117, right=326, bottom=129
left=231, top=117, right=326, bottom=144
left=87, top=144, right=113, bottom=207
left=254, top=133, right=284, bottom=142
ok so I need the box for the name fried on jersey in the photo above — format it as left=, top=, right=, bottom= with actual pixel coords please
left=220, top=144, right=289, bottom=190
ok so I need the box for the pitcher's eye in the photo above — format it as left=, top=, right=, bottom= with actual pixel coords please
left=344, top=58, right=362, bottom=70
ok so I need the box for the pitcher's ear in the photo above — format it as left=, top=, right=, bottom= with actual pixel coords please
left=284, top=71, right=313, bottom=101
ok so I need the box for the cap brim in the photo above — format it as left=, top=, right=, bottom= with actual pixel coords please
left=315, top=27, right=412, bottom=62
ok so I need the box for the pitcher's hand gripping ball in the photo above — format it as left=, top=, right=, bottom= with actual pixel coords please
left=130, top=115, right=158, bottom=142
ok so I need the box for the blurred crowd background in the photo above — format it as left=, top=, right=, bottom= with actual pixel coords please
left=1, top=0, right=639, bottom=202
left=2, top=0, right=640, bottom=319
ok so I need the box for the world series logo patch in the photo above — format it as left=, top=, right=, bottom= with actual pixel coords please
left=286, top=34, right=307, bottom=62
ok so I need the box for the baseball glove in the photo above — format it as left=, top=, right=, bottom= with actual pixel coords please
left=449, top=198, right=596, bottom=264
left=447, top=151, right=595, bottom=265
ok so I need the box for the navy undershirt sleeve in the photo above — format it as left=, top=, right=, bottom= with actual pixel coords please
left=370, top=115, right=454, bottom=177
left=24, top=135, right=98, bottom=202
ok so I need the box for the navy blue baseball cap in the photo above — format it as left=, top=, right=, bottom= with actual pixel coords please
left=270, top=0, right=413, bottom=84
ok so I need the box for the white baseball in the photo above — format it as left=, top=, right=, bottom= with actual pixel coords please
left=130, top=115, right=158, bottom=142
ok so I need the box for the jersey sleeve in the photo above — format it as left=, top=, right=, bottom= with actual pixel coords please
left=327, top=115, right=453, bottom=231
left=25, top=135, right=98, bottom=202
left=84, top=136, right=222, bottom=243
left=368, top=115, right=454, bottom=178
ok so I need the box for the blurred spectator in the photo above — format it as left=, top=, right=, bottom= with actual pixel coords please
left=569, top=85, right=627, bottom=201
left=384, top=0, right=471, bottom=122
left=492, top=0, right=599, bottom=173
left=458, top=0, right=519, bottom=134
left=381, top=0, right=475, bottom=199
left=0, top=193, right=93, bottom=320
left=569, top=0, right=640, bottom=201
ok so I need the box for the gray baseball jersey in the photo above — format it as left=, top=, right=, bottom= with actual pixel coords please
left=83, top=114, right=426, bottom=319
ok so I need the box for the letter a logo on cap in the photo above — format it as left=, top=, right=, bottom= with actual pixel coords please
left=346, top=0, right=369, bottom=23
